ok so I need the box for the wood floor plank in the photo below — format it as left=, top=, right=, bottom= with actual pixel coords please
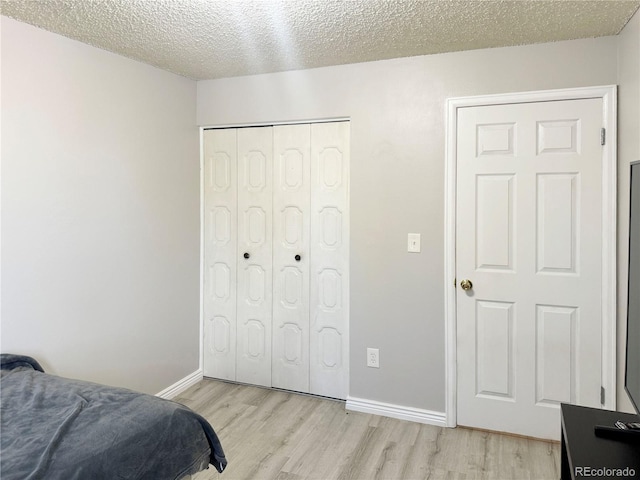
left=398, top=424, right=442, bottom=479
left=279, top=399, right=347, bottom=476
left=178, top=379, right=560, bottom=480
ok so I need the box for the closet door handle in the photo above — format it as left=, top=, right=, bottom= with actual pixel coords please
left=243, top=252, right=250, bottom=259
left=295, top=254, right=301, bottom=262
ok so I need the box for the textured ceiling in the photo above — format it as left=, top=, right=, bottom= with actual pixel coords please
left=2, top=0, right=639, bottom=80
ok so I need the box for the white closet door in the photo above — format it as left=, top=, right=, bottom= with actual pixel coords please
left=203, top=129, right=237, bottom=380
left=310, top=121, right=350, bottom=399
left=236, top=127, right=273, bottom=387
left=272, top=124, right=311, bottom=392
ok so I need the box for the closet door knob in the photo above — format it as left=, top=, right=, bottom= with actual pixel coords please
left=243, top=252, right=250, bottom=259
left=295, top=254, right=301, bottom=262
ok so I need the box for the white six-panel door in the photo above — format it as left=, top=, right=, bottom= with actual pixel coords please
left=203, top=122, right=349, bottom=400
left=456, top=99, right=603, bottom=439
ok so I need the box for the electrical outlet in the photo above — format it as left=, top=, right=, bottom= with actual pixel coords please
left=367, top=348, right=380, bottom=368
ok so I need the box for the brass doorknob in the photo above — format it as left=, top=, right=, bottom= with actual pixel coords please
left=460, top=279, right=473, bottom=291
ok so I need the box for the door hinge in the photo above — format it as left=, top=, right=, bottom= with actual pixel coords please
left=601, top=128, right=606, bottom=146
left=601, top=386, right=605, bottom=405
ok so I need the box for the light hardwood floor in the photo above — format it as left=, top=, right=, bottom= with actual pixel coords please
left=175, top=379, right=560, bottom=480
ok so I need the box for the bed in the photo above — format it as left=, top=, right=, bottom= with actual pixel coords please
left=0, top=354, right=227, bottom=479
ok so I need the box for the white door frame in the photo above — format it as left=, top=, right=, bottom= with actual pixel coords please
left=444, top=85, right=617, bottom=427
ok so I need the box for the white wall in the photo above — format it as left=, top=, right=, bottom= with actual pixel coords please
left=1, top=17, right=200, bottom=394
left=197, top=36, right=619, bottom=413
left=617, top=9, right=640, bottom=413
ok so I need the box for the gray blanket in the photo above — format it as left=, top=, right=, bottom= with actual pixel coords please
left=0, top=354, right=227, bottom=479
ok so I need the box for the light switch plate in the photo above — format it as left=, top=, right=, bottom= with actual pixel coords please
left=408, top=233, right=421, bottom=253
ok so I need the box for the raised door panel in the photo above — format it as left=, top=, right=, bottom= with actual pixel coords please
left=536, top=174, right=579, bottom=274
left=476, top=174, right=515, bottom=272
left=272, top=124, right=311, bottom=393
left=237, top=127, right=273, bottom=387
left=535, top=305, right=577, bottom=405
left=475, top=300, right=515, bottom=400
left=310, top=122, right=349, bottom=399
left=203, top=129, right=237, bottom=380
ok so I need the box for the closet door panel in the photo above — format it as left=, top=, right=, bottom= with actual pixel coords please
left=237, top=127, right=273, bottom=387
left=203, top=129, right=238, bottom=380
left=310, top=121, right=350, bottom=399
left=272, top=124, right=311, bottom=393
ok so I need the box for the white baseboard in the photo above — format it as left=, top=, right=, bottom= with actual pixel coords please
left=346, top=396, right=447, bottom=427
left=156, top=369, right=203, bottom=399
